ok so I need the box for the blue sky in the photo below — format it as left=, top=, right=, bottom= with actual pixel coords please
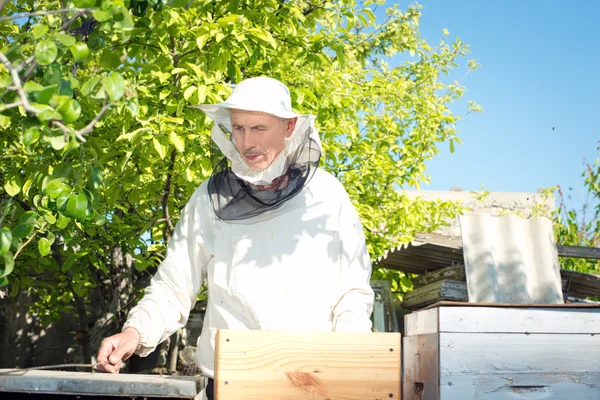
left=383, top=1, right=599, bottom=212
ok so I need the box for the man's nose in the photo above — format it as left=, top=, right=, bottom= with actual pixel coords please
left=239, top=131, right=257, bottom=151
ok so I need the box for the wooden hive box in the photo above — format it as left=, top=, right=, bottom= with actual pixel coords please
left=214, top=330, right=401, bottom=400
left=403, top=303, right=600, bottom=400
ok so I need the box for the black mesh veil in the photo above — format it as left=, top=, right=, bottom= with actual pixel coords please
left=207, top=120, right=321, bottom=221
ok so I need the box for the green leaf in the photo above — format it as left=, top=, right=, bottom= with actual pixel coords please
left=197, top=85, right=208, bottom=103
left=23, top=81, right=44, bottom=92
left=38, top=238, right=51, bottom=256
left=32, top=24, right=49, bottom=39
left=0, top=228, right=12, bottom=256
left=44, top=213, right=57, bottom=225
left=113, top=6, right=134, bottom=31
left=37, top=108, right=63, bottom=123
left=95, top=214, right=107, bottom=226
left=32, top=84, right=58, bottom=105
left=46, top=179, right=70, bottom=199
left=34, top=40, right=58, bottom=65
left=100, top=49, right=121, bottom=69
left=102, top=72, right=126, bottom=102
left=70, top=42, right=90, bottom=63
left=57, top=99, right=82, bottom=123
left=4, top=176, right=21, bottom=197
left=56, top=214, right=69, bottom=229
left=23, top=127, right=41, bottom=146
left=65, top=192, right=88, bottom=220
left=93, top=10, right=111, bottom=22
left=74, top=0, right=96, bottom=7
left=13, top=224, right=33, bottom=239
left=89, top=166, right=103, bottom=189
left=81, top=77, right=101, bottom=96
left=196, top=35, right=209, bottom=50
left=183, top=85, right=196, bottom=101
left=56, top=191, right=70, bottom=210
left=19, top=211, right=37, bottom=225
left=61, top=253, right=77, bottom=272
left=249, top=28, right=277, bottom=49
left=46, top=232, right=56, bottom=246
left=0, top=252, right=14, bottom=278
left=169, top=132, right=185, bottom=152
left=55, top=33, right=76, bottom=46
left=153, top=137, right=166, bottom=159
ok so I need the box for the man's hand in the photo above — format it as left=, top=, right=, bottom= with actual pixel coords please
left=96, top=327, right=140, bottom=373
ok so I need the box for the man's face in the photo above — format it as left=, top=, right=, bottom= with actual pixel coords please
left=230, top=109, right=297, bottom=172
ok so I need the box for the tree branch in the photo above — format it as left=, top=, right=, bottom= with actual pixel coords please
left=0, top=51, right=41, bottom=115
left=13, top=225, right=46, bottom=259
left=0, top=8, right=92, bottom=22
left=74, top=101, right=112, bottom=140
left=0, top=0, right=9, bottom=15
left=161, top=149, right=177, bottom=243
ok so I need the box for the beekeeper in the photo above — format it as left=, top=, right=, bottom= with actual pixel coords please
left=96, top=77, right=374, bottom=399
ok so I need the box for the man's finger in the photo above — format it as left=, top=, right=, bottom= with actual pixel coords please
left=97, top=337, right=118, bottom=360
left=108, top=339, right=135, bottom=365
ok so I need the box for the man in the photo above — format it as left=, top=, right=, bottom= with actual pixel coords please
left=97, top=77, right=374, bottom=399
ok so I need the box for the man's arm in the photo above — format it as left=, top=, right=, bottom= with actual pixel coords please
left=331, top=193, right=374, bottom=332
left=97, top=188, right=212, bottom=372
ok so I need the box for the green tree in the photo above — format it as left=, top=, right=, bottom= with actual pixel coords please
left=1, top=0, right=478, bottom=363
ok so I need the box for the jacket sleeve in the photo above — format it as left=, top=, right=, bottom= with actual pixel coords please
left=122, top=188, right=212, bottom=356
left=331, top=192, right=374, bottom=332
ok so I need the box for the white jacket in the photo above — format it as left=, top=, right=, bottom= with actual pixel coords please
left=123, top=168, right=374, bottom=378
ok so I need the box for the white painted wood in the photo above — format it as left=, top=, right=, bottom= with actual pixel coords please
left=438, top=306, right=600, bottom=334
left=0, top=369, right=203, bottom=398
left=404, top=307, right=439, bottom=336
left=440, top=373, right=600, bottom=400
left=439, top=333, right=600, bottom=374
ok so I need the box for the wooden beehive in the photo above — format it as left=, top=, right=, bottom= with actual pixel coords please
left=403, top=302, right=600, bottom=400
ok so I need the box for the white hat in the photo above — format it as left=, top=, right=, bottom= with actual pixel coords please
left=194, top=77, right=299, bottom=120
left=191, top=77, right=321, bottom=186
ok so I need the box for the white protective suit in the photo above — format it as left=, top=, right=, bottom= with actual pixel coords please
left=122, top=167, right=374, bottom=378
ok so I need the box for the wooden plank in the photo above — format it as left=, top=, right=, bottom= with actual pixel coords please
left=561, top=269, right=600, bottom=298
left=402, top=280, right=467, bottom=310
left=413, top=265, right=466, bottom=288
left=440, top=372, right=600, bottom=400
left=557, top=245, right=600, bottom=259
left=424, top=301, right=600, bottom=309
left=437, top=306, right=600, bottom=334
left=214, top=330, right=401, bottom=400
left=0, top=369, right=203, bottom=398
left=402, top=333, right=439, bottom=400
left=439, top=333, right=600, bottom=374
left=404, top=307, right=439, bottom=337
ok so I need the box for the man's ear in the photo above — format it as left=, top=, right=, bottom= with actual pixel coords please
left=284, top=117, right=298, bottom=138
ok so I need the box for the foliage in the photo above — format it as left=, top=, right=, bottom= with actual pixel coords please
left=1, top=0, right=478, bottom=358
left=553, top=147, right=600, bottom=274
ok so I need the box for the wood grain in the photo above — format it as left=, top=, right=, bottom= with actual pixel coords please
left=214, top=330, right=401, bottom=400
